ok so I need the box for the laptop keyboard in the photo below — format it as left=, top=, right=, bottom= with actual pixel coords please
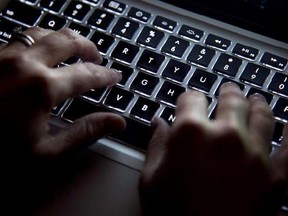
left=1, top=0, right=288, bottom=151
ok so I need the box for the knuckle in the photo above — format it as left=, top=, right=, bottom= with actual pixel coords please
left=0, top=52, right=30, bottom=71
left=173, top=117, right=206, bottom=138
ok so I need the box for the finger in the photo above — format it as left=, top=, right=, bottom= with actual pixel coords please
left=50, top=63, right=122, bottom=105
left=141, top=117, right=171, bottom=185
left=26, top=28, right=102, bottom=67
left=174, top=90, right=209, bottom=129
left=216, top=82, right=249, bottom=127
left=5, top=27, right=53, bottom=51
left=34, top=113, right=126, bottom=158
left=248, top=93, right=274, bottom=155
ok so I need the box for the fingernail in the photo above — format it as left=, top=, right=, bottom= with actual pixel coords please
left=249, top=93, right=266, bottom=102
left=221, top=82, right=240, bottom=89
left=111, top=69, right=122, bottom=82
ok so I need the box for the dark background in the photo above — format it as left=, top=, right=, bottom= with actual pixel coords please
left=161, top=0, right=288, bottom=43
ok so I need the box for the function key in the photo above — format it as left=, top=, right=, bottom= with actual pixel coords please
left=232, top=43, right=259, bottom=60
left=178, top=25, right=204, bottom=42
left=137, top=26, right=165, bottom=49
left=153, top=16, right=177, bottom=32
left=2, top=1, right=42, bottom=26
left=39, top=0, right=67, bottom=13
left=112, top=17, right=139, bottom=40
left=128, top=7, right=151, bottom=23
left=87, top=9, right=115, bottom=30
left=205, top=34, right=231, bottom=51
left=261, top=52, right=287, bottom=71
left=103, top=0, right=126, bottom=14
left=83, top=0, right=99, bottom=5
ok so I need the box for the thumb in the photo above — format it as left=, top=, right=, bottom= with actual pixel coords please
left=35, top=112, right=126, bottom=158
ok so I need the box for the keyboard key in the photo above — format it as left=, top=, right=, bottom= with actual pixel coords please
left=90, top=31, right=115, bottom=54
left=178, top=24, right=204, bottom=42
left=205, top=34, right=231, bottom=51
left=103, top=0, right=126, bottom=14
left=81, top=88, right=107, bottom=102
left=64, top=1, right=91, bottom=22
left=261, top=52, right=287, bottom=71
left=87, top=9, right=115, bottom=30
left=153, top=16, right=177, bottom=32
left=39, top=13, right=67, bottom=30
left=187, top=45, right=215, bottom=68
left=156, top=81, right=186, bottom=106
left=240, top=63, right=270, bottom=87
left=232, top=43, right=259, bottom=60
left=130, top=97, right=160, bottom=122
left=62, top=97, right=152, bottom=150
left=130, top=72, right=159, bottom=96
left=213, top=54, right=242, bottom=77
left=84, top=0, right=99, bottom=5
left=268, top=73, right=288, bottom=97
left=111, top=41, right=140, bottom=64
left=51, top=100, right=66, bottom=116
left=162, top=59, right=191, bottom=83
left=104, top=87, right=134, bottom=112
left=68, top=22, right=90, bottom=37
left=137, top=49, right=165, bottom=73
left=161, top=36, right=190, bottom=58
left=272, top=122, right=284, bottom=145
left=2, top=1, right=42, bottom=26
left=112, top=17, right=139, bottom=40
left=26, top=0, right=38, bottom=3
left=128, top=7, right=151, bottom=23
left=215, top=78, right=245, bottom=96
left=246, top=88, right=273, bottom=104
left=39, top=0, right=67, bottom=13
left=160, top=107, right=176, bottom=125
left=137, top=26, right=165, bottom=49
left=273, top=98, right=288, bottom=122
left=188, top=69, right=217, bottom=93
left=110, top=62, right=133, bottom=86
left=0, top=18, right=24, bottom=42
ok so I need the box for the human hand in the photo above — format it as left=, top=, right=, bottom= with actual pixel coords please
left=0, top=27, right=126, bottom=163
left=140, top=83, right=288, bottom=216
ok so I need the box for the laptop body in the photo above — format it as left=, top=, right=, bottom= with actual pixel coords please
left=0, top=0, right=288, bottom=215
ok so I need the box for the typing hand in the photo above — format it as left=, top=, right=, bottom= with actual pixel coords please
left=140, top=83, right=288, bottom=216
left=0, top=27, right=125, bottom=162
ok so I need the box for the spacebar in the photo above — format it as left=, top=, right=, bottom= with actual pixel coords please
left=62, top=97, right=152, bottom=151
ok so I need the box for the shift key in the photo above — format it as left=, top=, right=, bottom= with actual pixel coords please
left=2, top=1, right=42, bottom=26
